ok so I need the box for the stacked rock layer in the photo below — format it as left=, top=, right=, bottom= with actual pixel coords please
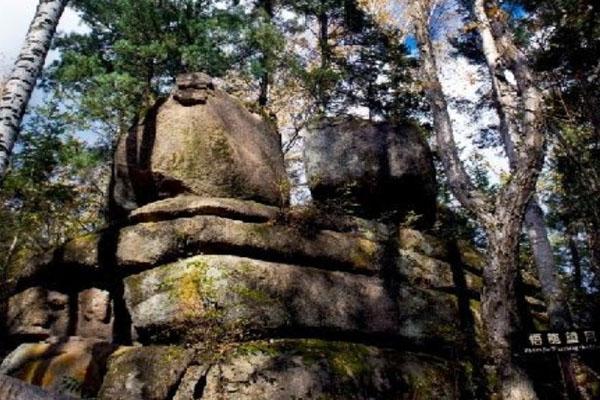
left=0, top=74, right=547, bottom=400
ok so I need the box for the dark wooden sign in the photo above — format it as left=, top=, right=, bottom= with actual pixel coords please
left=520, top=329, right=599, bottom=354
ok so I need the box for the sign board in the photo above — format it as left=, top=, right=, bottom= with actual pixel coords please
left=520, top=329, right=599, bottom=354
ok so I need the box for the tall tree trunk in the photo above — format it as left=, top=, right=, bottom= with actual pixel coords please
left=471, top=2, right=594, bottom=397
left=0, top=0, right=68, bottom=183
left=589, top=228, right=600, bottom=280
left=484, top=222, right=539, bottom=399
left=257, top=0, right=274, bottom=107
left=476, top=1, right=545, bottom=397
left=317, top=1, right=330, bottom=111
left=413, top=0, right=544, bottom=398
left=524, top=202, right=570, bottom=328
left=472, top=0, right=571, bottom=332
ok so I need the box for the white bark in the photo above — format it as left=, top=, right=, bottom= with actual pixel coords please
left=0, top=0, right=68, bottom=182
left=472, top=0, right=543, bottom=170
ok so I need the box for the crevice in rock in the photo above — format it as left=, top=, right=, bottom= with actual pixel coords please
left=165, top=363, right=190, bottom=400
left=65, top=287, right=78, bottom=337
left=123, top=243, right=382, bottom=278
left=128, top=207, right=274, bottom=225
left=136, top=325, right=460, bottom=361
left=447, top=240, right=487, bottom=400
left=97, top=224, right=132, bottom=345
left=460, top=263, right=483, bottom=277
left=378, top=221, right=404, bottom=339
left=435, top=285, right=481, bottom=300
left=193, top=371, right=208, bottom=399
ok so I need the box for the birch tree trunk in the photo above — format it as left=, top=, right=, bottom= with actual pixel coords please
left=524, top=203, right=570, bottom=327
left=0, top=0, right=68, bottom=182
left=470, top=2, right=599, bottom=398
left=413, top=0, right=543, bottom=398
left=471, top=0, right=570, bottom=332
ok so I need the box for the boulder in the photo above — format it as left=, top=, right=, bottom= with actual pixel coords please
left=282, top=205, right=391, bottom=241
left=116, top=215, right=384, bottom=273
left=124, top=255, right=399, bottom=342
left=397, top=285, right=462, bottom=346
left=304, top=116, right=437, bottom=225
left=6, top=288, right=69, bottom=340
left=397, top=249, right=483, bottom=294
left=128, top=196, right=279, bottom=224
left=110, top=73, right=288, bottom=219
left=398, top=229, right=449, bottom=261
left=123, top=255, right=463, bottom=346
left=198, top=340, right=459, bottom=399
left=0, top=374, right=73, bottom=400
left=398, top=229, right=484, bottom=294
left=397, top=249, right=455, bottom=290
left=172, top=365, right=210, bottom=400
left=0, top=337, right=117, bottom=398
left=2, top=212, right=385, bottom=298
left=97, top=346, right=193, bottom=400
left=456, top=239, right=486, bottom=272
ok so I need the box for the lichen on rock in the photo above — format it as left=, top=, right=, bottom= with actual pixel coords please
left=110, top=73, right=289, bottom=219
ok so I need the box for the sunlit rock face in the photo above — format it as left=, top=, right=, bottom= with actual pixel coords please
left=110, top=72, right=289, bottom=220
left=304, top=116, right=437, bottom=226
left=0, top=73, right=549, bottom=400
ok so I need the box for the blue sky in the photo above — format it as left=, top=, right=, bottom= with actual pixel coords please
left=0, top=0, right=84, bottom=77
left=0, top=0, right=86, bottom=110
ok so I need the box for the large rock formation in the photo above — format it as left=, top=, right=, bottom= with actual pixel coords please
left=0, top=74, right=551, bottom=399
left=304, top=116, right=437, bottom=225
left=111, top=72, right=289, bottom=218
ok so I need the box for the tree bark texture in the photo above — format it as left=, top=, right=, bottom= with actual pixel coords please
left=483, top=221, right=539, bottom=399
left=473, top=0, right=544, bottom=399
left=257, top=0, right=274, bottom=107
left=471, top=2, right=596, bottom=397
left=413, top=0, right=545, bottom=398
left=471, top=0, right=569, bottom=332
left=0, top=0, right=68, bottom=182
left=412, top=1, right=492, bottom=225
left=524, top=202, right=570, bottom=329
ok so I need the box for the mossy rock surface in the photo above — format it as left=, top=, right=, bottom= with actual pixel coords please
left=98, top=345, right=193, bottom=400
left=116, top=215, right=385, bottom=273
left=397, top=284, right=463, bottom=347
left=397, top=249, right=455, bottom=290
left=194, top=339, right=459, bottom=399
left=110, top=79, right=289, bottom=218
left=398, top=229, right=449, bottom=260
left=128, top=196, right=280, bottom=224
left=123, top=255, right=399, bottom=344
